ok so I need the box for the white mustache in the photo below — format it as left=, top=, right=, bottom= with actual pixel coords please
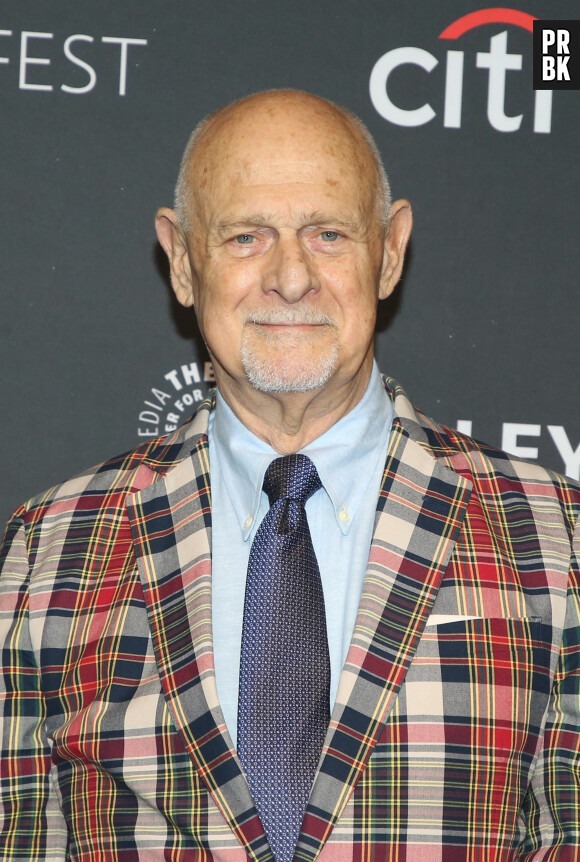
left=244, top=308, right=335, bottom=326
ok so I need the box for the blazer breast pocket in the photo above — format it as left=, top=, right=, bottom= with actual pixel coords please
left=397, top=615, right=552, bottom=764
left=365, top=617, right=554, bottom=841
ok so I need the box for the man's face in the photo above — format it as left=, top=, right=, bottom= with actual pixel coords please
left=170, top=102, right=396, bottom=398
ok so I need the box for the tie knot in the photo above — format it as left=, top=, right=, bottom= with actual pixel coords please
left=263, top=454, right=322, bottom=506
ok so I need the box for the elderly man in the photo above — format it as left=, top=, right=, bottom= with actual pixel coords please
left=1, top=90, right=579, bottom=861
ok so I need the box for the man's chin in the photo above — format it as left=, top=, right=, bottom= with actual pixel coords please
left=247, top=376, right=326, bottom=394
left=241, top=352, right=338, bottom=394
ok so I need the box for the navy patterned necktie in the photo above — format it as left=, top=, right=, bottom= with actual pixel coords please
left=237, top=454, right=331, bottom=862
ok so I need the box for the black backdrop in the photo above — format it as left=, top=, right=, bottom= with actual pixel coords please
left=1, top=1, right=578, bottom=528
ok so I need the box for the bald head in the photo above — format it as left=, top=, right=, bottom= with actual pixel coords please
left=174, top=89, right=391, bottom=234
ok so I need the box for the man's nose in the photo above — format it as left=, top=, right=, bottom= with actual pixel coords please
left=263, top=235, right=316, bottom=302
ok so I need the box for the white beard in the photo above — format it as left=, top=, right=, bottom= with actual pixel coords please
left=240, top=308, right=338, bottom=393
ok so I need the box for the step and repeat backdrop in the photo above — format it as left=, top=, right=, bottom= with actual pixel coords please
left=1, top=1, right=578, bottom=527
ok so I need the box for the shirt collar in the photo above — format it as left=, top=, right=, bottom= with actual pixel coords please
left=209, top=362, right=393, bottom=540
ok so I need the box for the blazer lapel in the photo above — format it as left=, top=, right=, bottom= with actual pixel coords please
left=127, top=407, right=272, bottom=862
left=295, top=393, right=473, bottom=862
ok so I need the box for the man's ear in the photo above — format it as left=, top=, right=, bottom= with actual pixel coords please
left=155, top=207, right=195, bottom=307
left=378, top=199, right=413, bottom=300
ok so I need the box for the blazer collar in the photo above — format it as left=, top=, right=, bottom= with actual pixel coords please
left=127, top=378, right=472, bottom=862
left=135, top=392, right=215, bottom=474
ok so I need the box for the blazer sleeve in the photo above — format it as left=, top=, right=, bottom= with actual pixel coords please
left=520, top=511, right=580, bottom=856
left=0, top=509, right=68, bottom=860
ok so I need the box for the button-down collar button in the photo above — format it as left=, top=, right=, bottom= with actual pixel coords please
left=339, top=506, right=349, bottom=522
left=244, top=515, right=254, bottom=529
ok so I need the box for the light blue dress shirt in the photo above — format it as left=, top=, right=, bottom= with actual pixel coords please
left=208, top=362, right=393, bottom=747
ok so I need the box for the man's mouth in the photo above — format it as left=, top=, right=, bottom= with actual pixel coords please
left=244, top=311, right=334, bottom=329
left=257, top=322, right=325, bottom=330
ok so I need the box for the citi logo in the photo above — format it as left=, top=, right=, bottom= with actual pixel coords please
left=370, top=8, right=553, bottom=133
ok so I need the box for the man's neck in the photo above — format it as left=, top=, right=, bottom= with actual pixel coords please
left=214, top=358, right=374, bottom=454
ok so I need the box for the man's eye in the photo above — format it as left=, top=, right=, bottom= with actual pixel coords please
left=320, top=231, right=340, bottom=241
left=235, top=234, right=254, bottom=244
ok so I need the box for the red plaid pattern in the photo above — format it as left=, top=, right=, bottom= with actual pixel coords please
left=1, top=378, right=578, bottom=861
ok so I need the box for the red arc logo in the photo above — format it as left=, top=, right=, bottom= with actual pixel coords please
left=439, top=8, right=536, bottom=39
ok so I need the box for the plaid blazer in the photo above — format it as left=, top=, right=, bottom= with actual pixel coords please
left=1, top=378, right=579, bottom=861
